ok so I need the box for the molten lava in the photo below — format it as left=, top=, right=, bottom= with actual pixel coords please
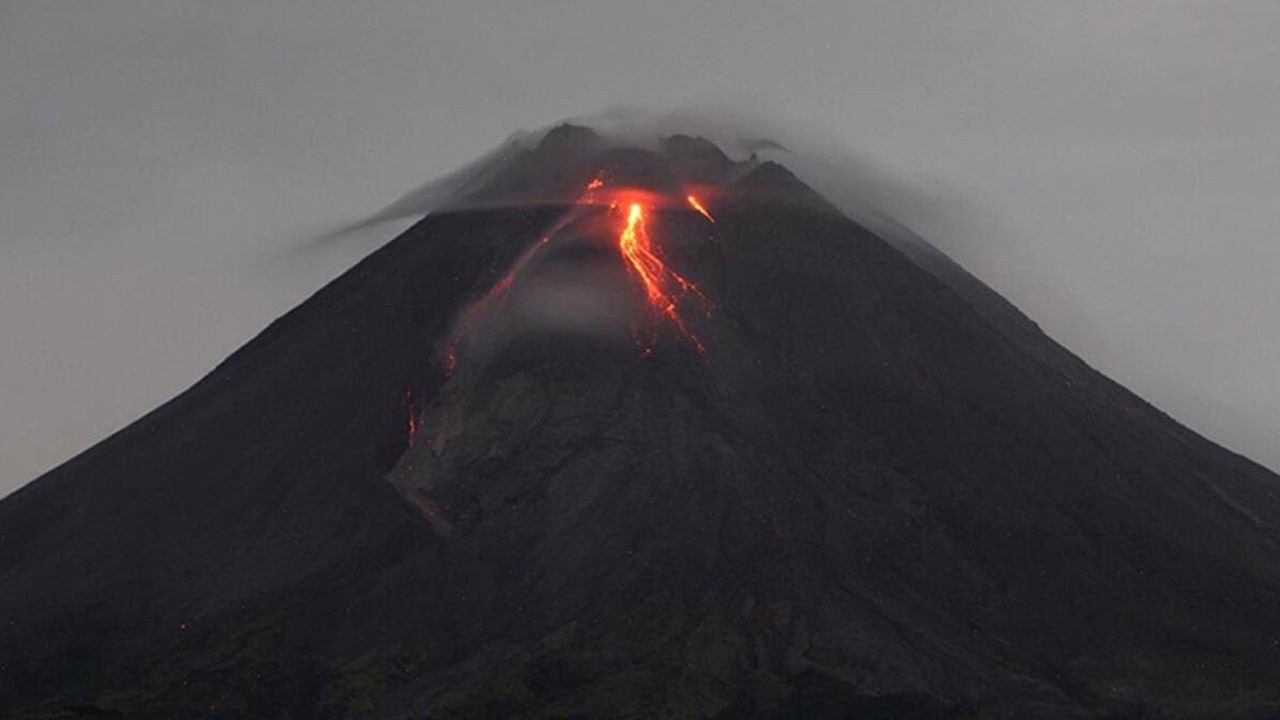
left=440, top=176, right=715, bottom=373
left=401, top=176, right=716, bottom=509
left=686, top=195, right=716, bottom=223
left=616, top=201, right=710, bottom=354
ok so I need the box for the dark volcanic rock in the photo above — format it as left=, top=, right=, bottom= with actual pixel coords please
left=2, top=134, right=1279, bottom=720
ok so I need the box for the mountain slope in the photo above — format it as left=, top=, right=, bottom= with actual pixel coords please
left=2, top=128, right=1279, bottom=720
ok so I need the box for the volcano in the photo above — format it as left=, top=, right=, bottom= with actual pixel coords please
left=3, top=125, right=1279, bottom=720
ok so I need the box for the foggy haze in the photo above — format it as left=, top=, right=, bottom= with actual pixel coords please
left=3, top=1, right=1279, bottom=496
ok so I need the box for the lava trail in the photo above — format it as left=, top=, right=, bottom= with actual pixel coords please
left=615, top=202, right=711, bottom=355
left=686, top=194, right=716, bottom=223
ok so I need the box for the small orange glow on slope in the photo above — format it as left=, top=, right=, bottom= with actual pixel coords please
left=405, top=390, right=425, bottom=448
left=443, top=232, right=555, bottom=374
left=686, top=195, right=715, bottom=223
left=616, top=202, right=710, bottom=354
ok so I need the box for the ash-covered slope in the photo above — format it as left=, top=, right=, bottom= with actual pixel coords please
left=3, top=126, right=1280, bottom=720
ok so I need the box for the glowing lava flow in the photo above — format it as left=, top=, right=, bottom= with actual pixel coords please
left=441, top=176, right=715, bottom=374
left=443, top=229, right=559, bottom=374
left=616, top=202, right=711, bottom=354
left=686, top=195, right=716, bottom=223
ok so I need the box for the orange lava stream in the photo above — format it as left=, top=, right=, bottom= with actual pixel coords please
left=408, top=177, right=716, bottom=461
left=443, top=177, right=715, bottom=376
left=686, top=195, right=716, bottom=223
left=617, top=202, right=709, bottom=354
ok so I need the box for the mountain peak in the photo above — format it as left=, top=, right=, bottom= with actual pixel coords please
left=533, top=122, right=606, bottom=157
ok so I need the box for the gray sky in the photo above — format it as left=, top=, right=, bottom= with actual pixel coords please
left=2, top=0, right=1279, bottom=496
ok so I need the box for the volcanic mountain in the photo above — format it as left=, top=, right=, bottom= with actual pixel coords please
left=3, top=125, right=1280, bottom=720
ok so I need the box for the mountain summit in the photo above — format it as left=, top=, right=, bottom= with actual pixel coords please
left=3, top=126, right=1279, bottom=719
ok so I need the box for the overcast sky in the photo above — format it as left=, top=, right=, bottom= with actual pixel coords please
left=2, top=1, right=1278, bottom=496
